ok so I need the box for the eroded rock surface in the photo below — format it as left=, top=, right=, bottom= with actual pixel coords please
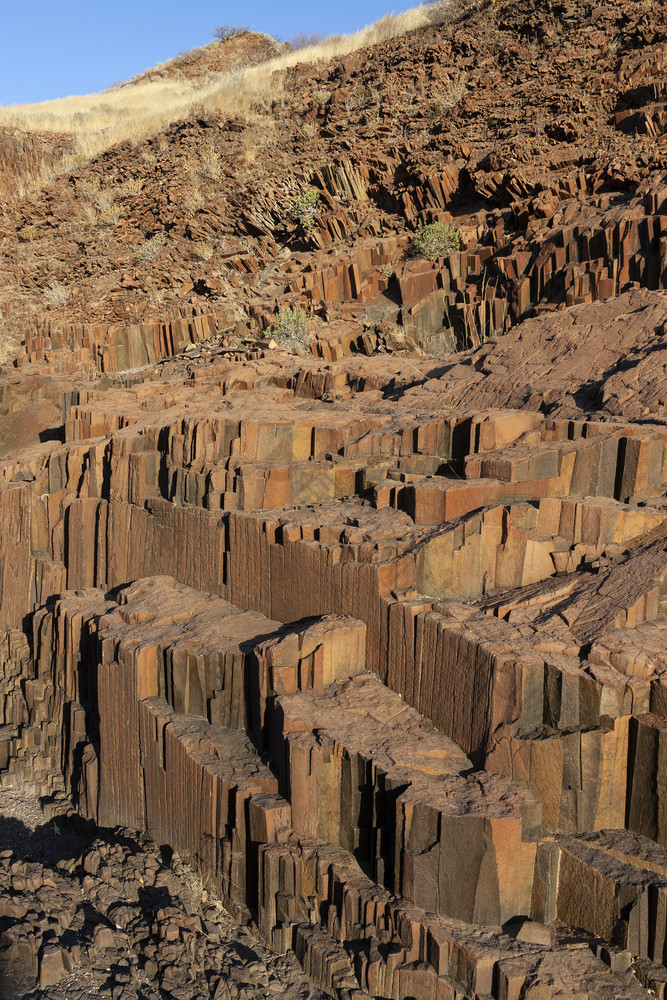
left=2, top=0, right=667, bottom=997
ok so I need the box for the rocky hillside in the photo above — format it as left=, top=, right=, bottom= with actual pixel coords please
left=0, top=0, right=664, bottom=363
left=1, top=1, right=667, bottom=998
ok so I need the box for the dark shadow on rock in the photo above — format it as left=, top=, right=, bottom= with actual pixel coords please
left=0, top=815, right=35, bottom=858
left=138, top=883, right=174, bottom=913
left=226, top=940, right=260, bottom=964
left=37, top=426, right=65, bottom=445
left=0, top=955, right=37, bottom=1000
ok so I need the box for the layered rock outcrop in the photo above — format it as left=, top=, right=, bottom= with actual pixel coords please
left=3, top=0, right=667, bottom=997
left=3, top=344, right=667, bottom=996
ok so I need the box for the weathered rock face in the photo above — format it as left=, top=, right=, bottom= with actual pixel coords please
left=3, top=0, right=667, bottom=997
left=4, top=348, right=667, bottom=997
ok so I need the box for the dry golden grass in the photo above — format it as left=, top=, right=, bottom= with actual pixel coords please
left=0, top=2, right=464, bottom=200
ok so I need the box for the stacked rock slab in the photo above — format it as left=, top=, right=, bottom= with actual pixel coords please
left=274, top=672, right=540, bottom=925
left=1, top=576, right=654, bottom=998
left=4, top=333, right=667, bottom=993
left=4, top=0, right=667, bottom=993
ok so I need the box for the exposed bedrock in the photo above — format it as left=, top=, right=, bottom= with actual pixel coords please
left=4, top=0, right=667, bottom=988
left=6, top=566, right=667, bottom=997
left=5, top=368, right=667, bottom=996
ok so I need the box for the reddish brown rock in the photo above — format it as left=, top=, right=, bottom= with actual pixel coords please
left=3, top=1, right=667, bottom=996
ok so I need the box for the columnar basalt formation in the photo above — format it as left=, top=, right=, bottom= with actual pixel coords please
left=4, top=341, right=667, bottom=996
left=3, top=0, right=667, bottom=997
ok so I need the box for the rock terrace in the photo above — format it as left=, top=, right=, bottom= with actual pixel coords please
left=2, top=0, right=667, bottom=997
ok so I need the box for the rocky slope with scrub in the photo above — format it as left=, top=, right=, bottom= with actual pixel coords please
left=2, top=1, right=667, bottom=998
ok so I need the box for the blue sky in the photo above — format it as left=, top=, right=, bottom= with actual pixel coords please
left=1, top=1, right=420, bottom=105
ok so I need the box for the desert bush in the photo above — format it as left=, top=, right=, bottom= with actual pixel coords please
left=43, top=281, right=71, bottom=307
left=269, top=307, right=313, bottom=352
left=428, top=78, right=467, bottom=115
left=411, top=221, right=461, bottom=259
left=181, top=183, right=206, bottom=216
left=75, top=178, right=100, bottom=199
left=116, top=177, right=144, bottom=197
left=212, top=24, right=249, bottom=42
left=74, top=180, right=124, bottom=225
left=198, top=153, right=221, bottom=180
left=135, top=233, right=167, bottom=262
left=289, top=32, right=324, bottom=50
left=288, top=188, right=321, bottom=231
left=424, top=0, right=464, bottom=24
left=97, top=202, right=122, bottom=226
left=76, top=202, right=101, bottom=226
left=18, top=224, right=39, bottom=242
left=192, top=240, right=214, bottom=261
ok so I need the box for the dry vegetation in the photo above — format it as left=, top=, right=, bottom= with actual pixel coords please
left=0, top=1, right=463, bottom=200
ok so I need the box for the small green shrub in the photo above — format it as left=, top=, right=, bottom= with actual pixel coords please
left=411, top=221, right=461, bottom=260
left=288, top=188, right=321, bottom=232
left=269, top=307, right=313, bottom=352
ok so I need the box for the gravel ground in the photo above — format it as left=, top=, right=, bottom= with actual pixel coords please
left=0, top=784, right=329, bottom=1000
